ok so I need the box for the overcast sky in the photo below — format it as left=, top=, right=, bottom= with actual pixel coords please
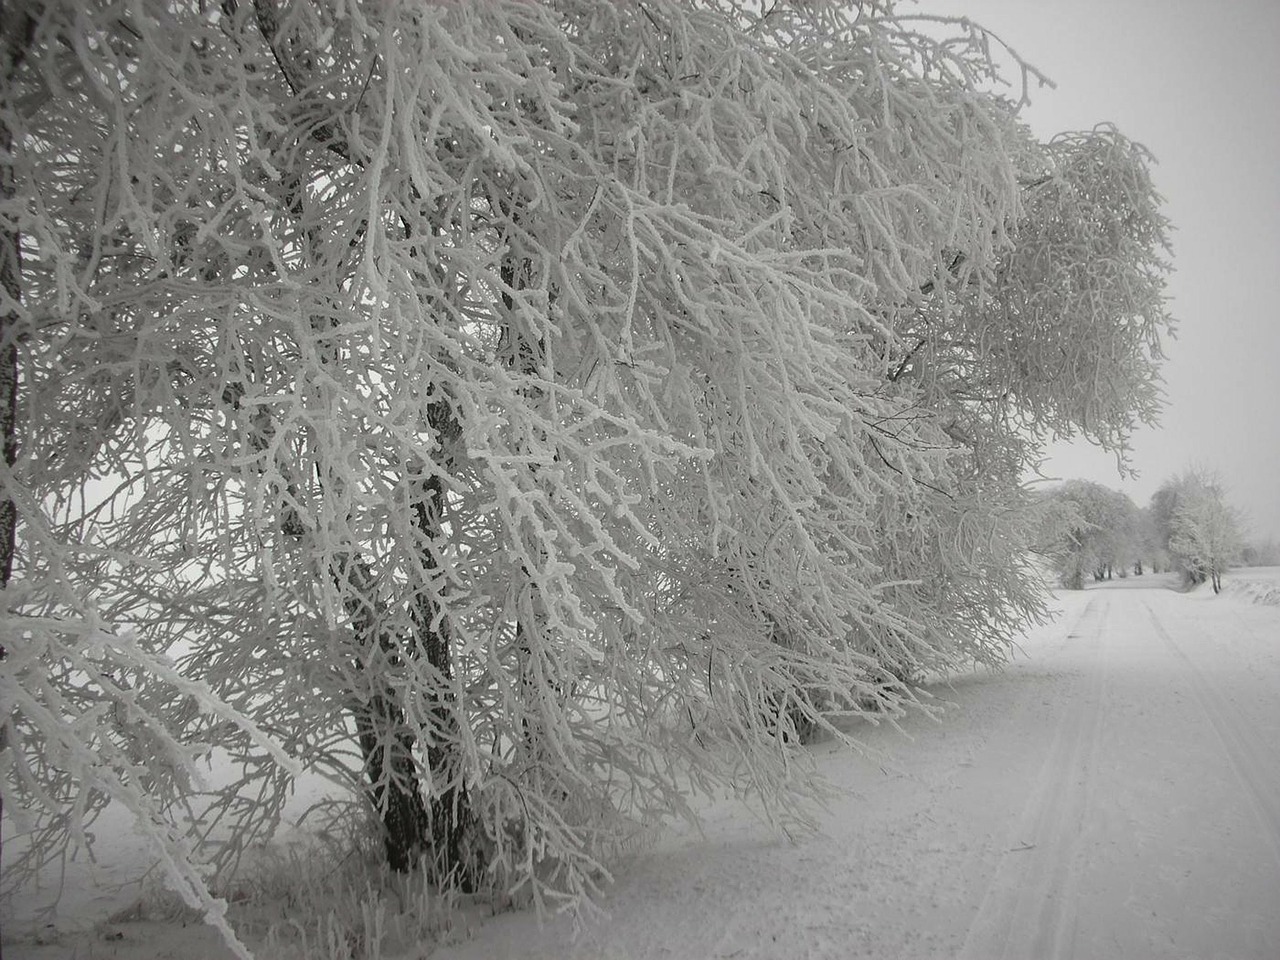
left=935, top=0, right=1280, bottom=540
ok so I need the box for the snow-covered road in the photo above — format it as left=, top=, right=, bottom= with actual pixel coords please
left=436, top=578, right=1280, bottom=960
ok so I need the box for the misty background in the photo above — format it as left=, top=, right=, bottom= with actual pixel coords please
left=947, top=0, right=1280, bottom=539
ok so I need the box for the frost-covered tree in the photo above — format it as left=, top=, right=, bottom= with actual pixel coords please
left=1035, top=480, right=1143, bottom=589
left=1158, top=471, right=1241, bottom=592
left=0, top=0, right=1173, bottom=951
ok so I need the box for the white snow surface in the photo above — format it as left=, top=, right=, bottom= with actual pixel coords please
left=1219, top=566, right=1280, bottom=607
left=6, top=569, right=1280, bottom=959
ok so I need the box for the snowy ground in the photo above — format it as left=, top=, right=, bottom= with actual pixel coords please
left=5, top=568, right=1280, bottom=959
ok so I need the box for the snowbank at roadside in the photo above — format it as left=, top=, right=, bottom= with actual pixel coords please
left=1220, top=566, right=1280, bottom=606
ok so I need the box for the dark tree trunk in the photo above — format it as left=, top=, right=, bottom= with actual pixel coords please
left=0, top=99, right=16, bottom=960
left=495, top=191, right=554, bottom=772
left=0, top=90, right=18, bottom=610
left=332, top=442, right=478, bottom=885
left=408, top=400, right=478, bottom=888
left=352, top=686, right=433, bottom=873
left=0, top=0, right=33, bottom=635
left=335, top=552, right=434, bottom=874
left=0, top=15, right=35, bottom=949
left=503, top=248, right=548, bottom=763
left=251, top=0, right=479, bottom=884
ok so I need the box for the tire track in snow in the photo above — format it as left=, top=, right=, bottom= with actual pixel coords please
left=958, top=595, right=1111, bottom=960
left=1142, top=598, right=1280, bottom=873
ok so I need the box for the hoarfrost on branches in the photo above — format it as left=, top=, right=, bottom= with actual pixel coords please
left=0, top=0, right=1173, bottom=947
left=1154, top=470, right=1243, bottom=592
left=1034, top=480, right=1145, bottom=589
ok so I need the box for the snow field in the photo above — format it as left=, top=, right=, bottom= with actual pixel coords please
left=4, top=568, right=1280, bottom=959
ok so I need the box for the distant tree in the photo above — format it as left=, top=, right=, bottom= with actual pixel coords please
left=1031, top=489, right=1092, bottom=590
left=0, top=0, right=1173, bottom=950
left=1036, top=481, right=1143, bottom=589
left=1149, top=482, right=1179, bottom=563
left=1155, top=470, right=1243, bottom=591
left=1133, top=505, right=1164, bottom=574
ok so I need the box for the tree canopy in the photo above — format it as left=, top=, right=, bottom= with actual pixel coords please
left=1035, top=480, right=1145, bottom=589
left=1153, top=470, right=1242, bottom=592
left=1037, top=469, right=1246, bottom=593
left=0, top=1, right=1173, bottom=951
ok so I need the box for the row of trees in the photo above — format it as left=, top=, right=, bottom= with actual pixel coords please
left=1035, top=480, right=1147, bottom=589
left=0, top=1, right=1172, bottom=953
left=1037, top=470, right=1244, bottom=592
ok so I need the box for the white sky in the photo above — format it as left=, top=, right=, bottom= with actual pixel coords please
left=934, top=0, right=1280, bottom=540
